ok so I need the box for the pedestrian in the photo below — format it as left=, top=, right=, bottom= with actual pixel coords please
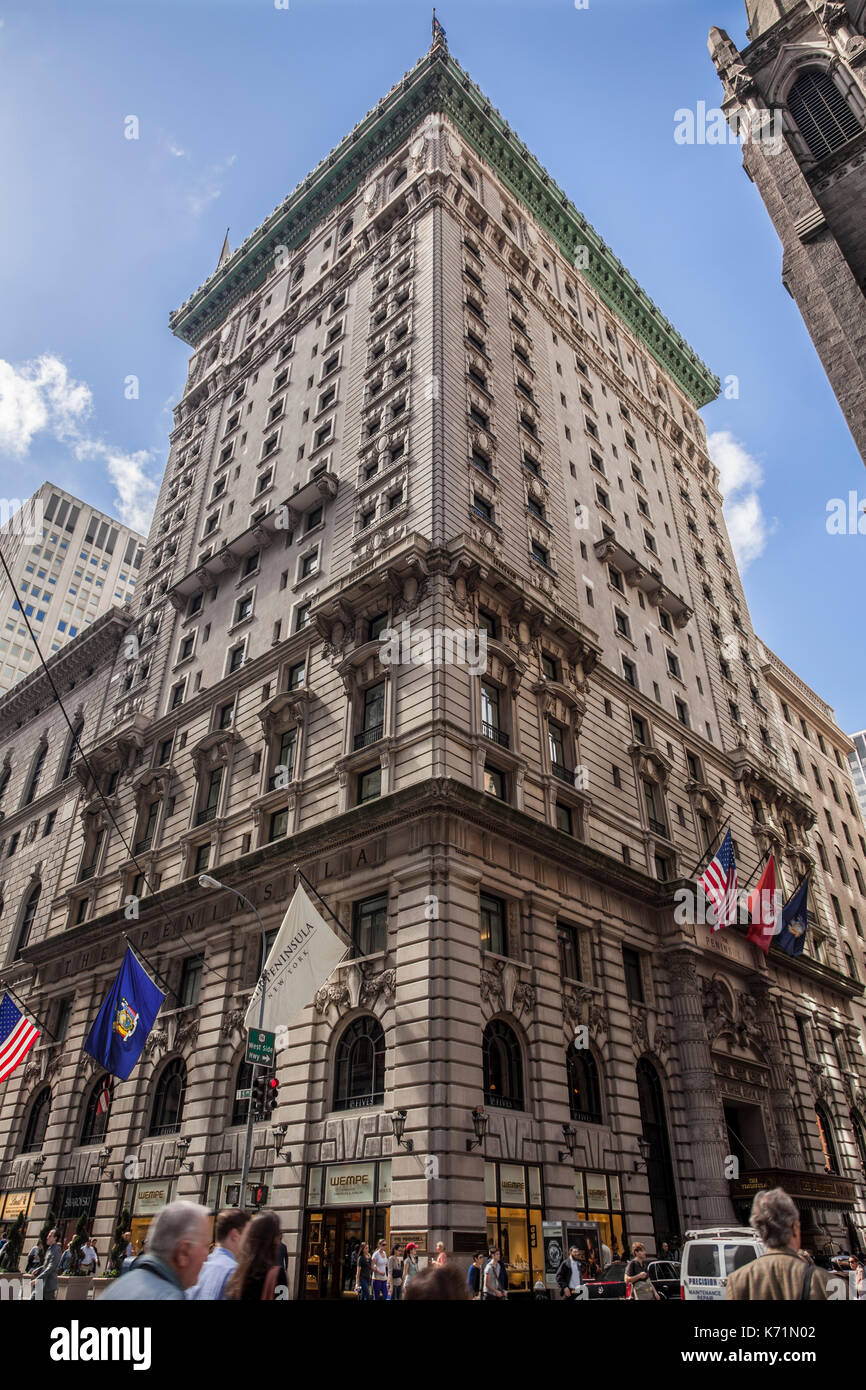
left=59, top=1242, right=72, bottom=1276
left=434, top=1240, right=447, bottom=1266
left=225, top=1210, right=288, bottom=1301
left=467, top=1251, right=485, bottom=1299
left=726, top=1188, right=830, bottom=1300
left=30, top=1228, right=63, bottom=1301
left=848, top=1255, right=865, bottom=1299
left=80, top=1238, right=99, bottom=1275
left=122, top=1230, right=134, bottom=1260
left=354, top=1241, right=372, bottom=1300
left=625, top=1242, right=659, bottom=1301
left=600, top=1239, right=612, bottom=1269
left=187, top=1209, right=251, bottom=1300
left=24, top=1242, right=42, bottom=1274
left=482, top=1246, right=508, bottom=1300
left=387, top=1242, right=404, bottom=1301
left=556, top=1245, right=584, bottom=1301
left=278, top=1235, right=289, bottom=1276
left=403, top=1264, right=471, bottom=1300
left=371, top=1237, right=389, bottom=1300
left=402, top=1241, right=420, bottom=1293
left=99, top=1202, right=211, bottom=1301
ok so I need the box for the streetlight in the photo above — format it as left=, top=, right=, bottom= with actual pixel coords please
left=96, top=1146, right=114, bottom=1178
left=390, top=1109, right=414, bottom=1152
left=466, top=1106, right=489, bottom=1152
left=634, top=1136, right=651, bottom=1173
left=199, top=874, right=269, bottom=1208
left=30, top=1153, right=45, bottom=1186
left=558, top=1124, right=577, bottom=1163
left=175, top=1135, right=194, bottom=1174
left=272, top=1123, right=290, bottom=1163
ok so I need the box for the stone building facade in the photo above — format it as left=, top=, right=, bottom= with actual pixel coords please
left=709, top=1, right=866, bottom=464
left=1, top=30, right=864, bottom=1294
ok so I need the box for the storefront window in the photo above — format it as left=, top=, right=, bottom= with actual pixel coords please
left=573, top=1169, right=627, bottom=1266
left=301, top=1160, right=391, bottom=1299
left=484, top=1161, right=544, bottom=1295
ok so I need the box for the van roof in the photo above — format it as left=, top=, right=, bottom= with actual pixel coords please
left=684, top=1227, right=757, bottom=1240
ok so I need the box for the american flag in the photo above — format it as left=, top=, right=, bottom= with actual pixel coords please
left=0, top=992, right=40, bottom=1082
left=699, top=829, right=738, bottom=931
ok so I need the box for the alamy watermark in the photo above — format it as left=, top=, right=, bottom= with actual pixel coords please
left=674, top=103, right=784, bottom=156
left=0, top=497, right=44, bottom=540
left=378, top=620, right=487, bottom=676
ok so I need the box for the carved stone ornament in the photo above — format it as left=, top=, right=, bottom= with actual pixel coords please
left=175, top=1011, right=200, bottom=1054
left=817, top=1, right=848, bottom=31
left=480, top=960, right=505, bottom=1009
left=313, top=981, right=351, bottom=1015
left=221, top=1007, right=246, bottom=1043
left=363, top=179, right=380, bottom=218
left=653, top=1025, right=669, bottom=1056
left=359, top=968, right=396, bottom=1010
left=563, top=987, right=607, bottom=1039
left=631, top=1010, right=650, bottom=1053
left=511, top=980, right=536, bottom=1020
left=145, top=1027, right=170, bottom=1062
left=806, top=1061, right=830, bottom=1101
left=701, top=975, right=736, bottom=1041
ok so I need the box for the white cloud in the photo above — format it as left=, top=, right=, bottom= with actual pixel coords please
left=186, top=154, right=237, bottom=218
left=0, top=353, right=158, bottom=533
left=167, top=142, right=187, bottom=159
left=0, top=354, right=92, bottom=455
left=708, top=429, right=771, bottom=571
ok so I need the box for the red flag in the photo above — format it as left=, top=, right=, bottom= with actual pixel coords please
left=746, top=856, right=778, bottom=953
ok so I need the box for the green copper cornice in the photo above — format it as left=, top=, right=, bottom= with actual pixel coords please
left=170, top=44, right=719, bottom=408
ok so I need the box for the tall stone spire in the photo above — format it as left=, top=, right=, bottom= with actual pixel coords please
left=217, top=228, right=231, bottom=270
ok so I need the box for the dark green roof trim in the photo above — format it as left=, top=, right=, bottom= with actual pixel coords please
left=170, top=46, right=719, bottom=408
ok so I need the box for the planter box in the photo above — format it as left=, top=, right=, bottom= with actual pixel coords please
left=57, top=1276, right=92, bottom=1301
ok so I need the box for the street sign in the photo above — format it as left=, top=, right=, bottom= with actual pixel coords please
left=235, top=1088, right=251, bottom=1101
left=245, top=1029, right=275, bottom=1066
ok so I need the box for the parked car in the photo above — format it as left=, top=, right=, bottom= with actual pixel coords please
left=680, top=1226, right=764, bottom=1301
left=643, top=1259, right=680, bottom=1300
left=584, top=1260, right=628, bottom=1300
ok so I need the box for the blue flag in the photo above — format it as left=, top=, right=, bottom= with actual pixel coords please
left=777, top=874, right=810, bottom=957
left=84, top=947, right=165, bottom=1080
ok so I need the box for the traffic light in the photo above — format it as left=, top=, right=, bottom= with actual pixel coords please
left=251, top=1072, right=269, bottom=1116
left=264, top=1075, right=280, bottom=1117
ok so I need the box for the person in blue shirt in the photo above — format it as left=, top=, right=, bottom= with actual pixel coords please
left=187, top=1209, right=251, bottom=1300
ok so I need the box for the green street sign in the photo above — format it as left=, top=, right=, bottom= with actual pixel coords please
left=245, top=1029, right=275, bottom=1066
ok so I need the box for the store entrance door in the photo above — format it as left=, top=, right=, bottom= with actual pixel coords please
left=302, top=1208, right=388, bottom=1298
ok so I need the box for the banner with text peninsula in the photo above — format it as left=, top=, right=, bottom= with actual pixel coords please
left=243, top=882, right=347, bottom=1034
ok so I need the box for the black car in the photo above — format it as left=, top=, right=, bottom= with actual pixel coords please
left=584, top=1258, right=680, bottom=1301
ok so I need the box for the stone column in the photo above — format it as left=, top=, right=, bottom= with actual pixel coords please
left=750, top=980, right=805, bottom=1170
left=664, top=950, right=734, bottom=1226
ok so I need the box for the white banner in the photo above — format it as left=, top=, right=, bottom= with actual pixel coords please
left=243, top=882, right=347, bottom=1034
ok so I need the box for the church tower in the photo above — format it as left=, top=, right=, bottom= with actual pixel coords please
left=709, top=2, right=866, bottom=464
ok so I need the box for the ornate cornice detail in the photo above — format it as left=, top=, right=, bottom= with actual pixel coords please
left=168, top=50, right=717, bottom=406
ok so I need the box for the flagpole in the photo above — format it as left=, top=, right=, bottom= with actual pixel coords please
left=123, top=935, right=179, bottom=1005
left=689, top=815, right=732, bottom=879
left=4, top=985, right=56, bottom=1042
left=293, top=865, right=355, bottom=952
left=740, top=847, right=770, bottom=894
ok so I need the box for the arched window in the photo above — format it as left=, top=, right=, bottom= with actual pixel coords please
left=461, top=166, right=476, bottom=190
left=149, top=1058, right=186, bottom=1136
left=815, top=1102, right=840, bottom=1174
left=292, top=264, right=304, bottom=285
left=60, top=720, right=83, bottom=783
left=636, top=1058, right=679, bottom=1242
left=483, top=1019, right=524, bottom=1111
left=566, top=1045, right=602, bottom=1123
left=23, top=743, right=47, bottom=806
left=231, top=1058, right=254, bottom=1127
left=851, top=1109, right=866, bottom=1177
left=392, top=167, right=407, bottom=191
left=21, top=1086, right=51, bottom=1154
left=502, top=211, right=515, bottom=234
left=788, top=67, right=862, bottom=159
left=15, top=882, right=41, bottom=956
left=339, top=218, right=353, bottom=241
left=80, top=1074, right=113, bottom=1146
left=334, top=1016, right=385, bottom=1111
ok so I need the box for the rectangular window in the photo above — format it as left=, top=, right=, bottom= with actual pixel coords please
left=480, top=892, right=508, bottom=957
left=353, top=894, right=387, bottom=956
left=558, top=922, right=581, bottom=980
left=180, top=956, right=204, bottom=1007
left=357, top=766, right=381, bottom=803
left=622, top=946, right=644, bottom=1003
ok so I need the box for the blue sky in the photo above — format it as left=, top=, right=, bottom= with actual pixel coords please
left=0, top=0, right=863, bottom=729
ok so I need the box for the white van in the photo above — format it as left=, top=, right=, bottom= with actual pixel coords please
left=680, top=1226, right=764, bottom=1300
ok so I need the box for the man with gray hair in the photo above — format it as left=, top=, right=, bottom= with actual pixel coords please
left=99, top=1201, right=211, bottom=1301
left=726, top=1188, right=830, bottom=1300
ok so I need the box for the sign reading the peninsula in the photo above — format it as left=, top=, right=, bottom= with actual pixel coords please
left=243, top=882, right=346, bottom=1034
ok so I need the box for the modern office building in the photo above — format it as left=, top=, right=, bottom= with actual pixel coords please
left=709, top=1, right=866, bottom=464
left=848, top=731, right=866, bottom=821
left=1, top=26, right=864, bottom=1293
left=0, top=483, right=144, bottom=694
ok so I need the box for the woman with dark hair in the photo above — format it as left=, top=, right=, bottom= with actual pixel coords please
left=354, top=1241, right=372, bottom=1300
left=225, top=1211, right=287, bottom=1301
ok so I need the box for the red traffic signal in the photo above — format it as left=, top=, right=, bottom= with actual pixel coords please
left=264, top=1075, right=280, bottom=1117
